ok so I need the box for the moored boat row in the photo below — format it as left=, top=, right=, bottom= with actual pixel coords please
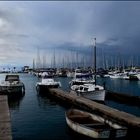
left=35, top=38, right=106, bottom=102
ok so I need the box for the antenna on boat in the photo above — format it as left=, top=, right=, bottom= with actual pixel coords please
left=94, top=38, right=97, bottom=85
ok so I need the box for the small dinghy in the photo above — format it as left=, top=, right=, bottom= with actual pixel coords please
left=65, top=109, right=127, bottom=139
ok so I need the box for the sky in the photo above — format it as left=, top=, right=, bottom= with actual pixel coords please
left=0, top=1, right=140, bottom=68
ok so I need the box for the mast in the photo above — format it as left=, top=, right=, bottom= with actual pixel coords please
left=53, top=49, right=56, bottom=69
left=36, top=47, right=41, bottom=69
left=94, top=38, right=97, bottom=85
left=42, top=55, right=46, bottom=69
left=76, top=51, right=79, bottom=68
left=33, top=58, right=35, bottom=70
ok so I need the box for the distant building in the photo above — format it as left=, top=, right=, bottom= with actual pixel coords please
left=22, top=66, right=30, bottom=72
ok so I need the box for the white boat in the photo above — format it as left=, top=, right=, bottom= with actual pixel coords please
left=0, top=74, right=25, bottom=94
left=69, top=39, right=105, bottom=101
left=36, top=74, right=61, bottom=93
left=108, top=72, right=130, bottom=80
left=71, top=84, right=105, bottom=101
left=70, top=69, right=105, bottom=101
left=109, top=73, right=121, bottom=79
left=66, top=109, right=127, bottom=139
left=67, top=71, right=75, bottom=78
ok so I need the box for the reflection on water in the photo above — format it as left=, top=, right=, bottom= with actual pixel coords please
left=8, top=92, right=25, bottom=110
left=37, top=93, right=58, bottom=108
left=98, top=77, right=140, bottom=96
left=37, top=91, right=72, bottom=111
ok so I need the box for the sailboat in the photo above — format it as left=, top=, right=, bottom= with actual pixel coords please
left=70, top=38, right=106, bottom=101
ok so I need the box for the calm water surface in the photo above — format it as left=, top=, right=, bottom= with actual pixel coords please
left=0, top=73, right=140, bottom=140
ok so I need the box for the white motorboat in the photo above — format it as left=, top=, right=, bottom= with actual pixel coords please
left=0, top=74, right=25, bottom=95
left=69, top=39, right=106, bottom=101
left=36, top=74, right=61, bottom=93
left=71, top=84, right=105, bottom=101
left=70, top=70, right=106, bottom=101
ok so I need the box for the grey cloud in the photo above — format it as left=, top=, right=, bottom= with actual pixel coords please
left=0, top=1, right=140, bottom=67
left=0, top=33, right=29, bottom=39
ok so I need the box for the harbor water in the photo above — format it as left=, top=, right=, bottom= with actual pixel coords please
left=0, top=73, right=140, bottom=140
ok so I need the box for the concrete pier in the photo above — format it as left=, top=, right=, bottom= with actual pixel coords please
left=0, top=95, right=12, bottom=140
left=48, top=88, right=140, bottom=129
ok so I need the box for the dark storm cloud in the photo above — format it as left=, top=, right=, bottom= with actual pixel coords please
left=0, top=1, right=140, bottom=66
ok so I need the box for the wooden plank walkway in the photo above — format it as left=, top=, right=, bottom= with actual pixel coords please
left=0, top=95, right=12, bottom=140
left=49, top=88, right=140, bottom=129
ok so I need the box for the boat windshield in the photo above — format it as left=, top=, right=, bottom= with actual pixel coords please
left=5, top=75, right=19, bottom=81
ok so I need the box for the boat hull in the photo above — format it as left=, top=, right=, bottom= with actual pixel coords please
left=66, top=109, right=127, bottom=139
left=0, top=84, right=24, bottom=94
left=71, top=89, right=105, bottom=102
left=36, top=84, right=60, bottom=93
left=79, top=89, right=105, bottom=101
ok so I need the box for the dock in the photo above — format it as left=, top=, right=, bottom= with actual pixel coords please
left=48, top=89, right=140, bottom=130
left=0, top=95, right=12, bottom=140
